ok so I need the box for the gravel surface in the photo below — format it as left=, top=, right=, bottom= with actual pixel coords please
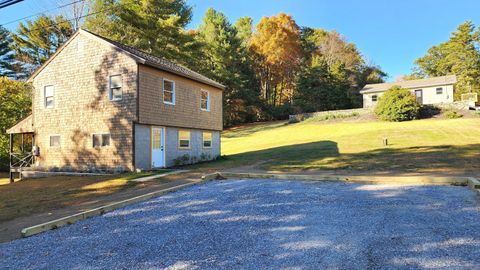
left=1, top=179, right=480, bottom=269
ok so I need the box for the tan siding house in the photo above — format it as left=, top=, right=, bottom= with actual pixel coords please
left=360, top=75, right=457, bottom=108
left=7, top=29, right=224, bottom=172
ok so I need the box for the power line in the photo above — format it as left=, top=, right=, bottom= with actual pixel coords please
left=0, top=0, right=24, bottom=10
left=1, top=0, right=86, bottom=26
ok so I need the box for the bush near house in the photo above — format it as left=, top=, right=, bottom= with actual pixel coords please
left=374, top=86, right=422, bottom=121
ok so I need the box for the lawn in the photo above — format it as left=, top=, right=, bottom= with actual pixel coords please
left=0, top=172, right=162, bottom=222
left=218, top=117, right=480, bottom=175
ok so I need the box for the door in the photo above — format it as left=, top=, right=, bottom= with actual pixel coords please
left=415, top=89, right=423, bottom=104
left=151, top=127, right=165, bottom=168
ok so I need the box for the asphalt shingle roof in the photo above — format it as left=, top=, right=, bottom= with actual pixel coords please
left=360, top=75, right=457, bottom=94
left=83, top=29, right=225, bottom=89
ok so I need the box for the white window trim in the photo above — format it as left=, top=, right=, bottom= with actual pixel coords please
left=92, top=133, right=111, bottom=148
left=178, top=130, right=191, bottom=149
left=200, top=89, right=210, bottom=111
left=109, top=74, right=123, bottom=101
left=163, top=79, right=175, bottom=105
left=436, top=87, right=443, bottom=95
left=202, top=132, right=212, bottom=149
left=371, top=95, right=378, bottom=102
left=49, top=135, right=61, bottom=148
left=44, top=85, right=54, bottom=109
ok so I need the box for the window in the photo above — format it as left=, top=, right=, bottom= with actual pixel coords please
left=203, top=132, right=212, bottom=148
left=44, top=86, right=54, bottom=108
left=93, top=134, right=111, bottom=148
left=371, top=95, right=378, bottom=102
left=109, top=75, right=122, bottom=101
left=49, top=135, right=60, bottom=148
left=436, top=87, right=443, bottom=95
left=163, top=79, right=175, bottom=104
left=201, top=90, right=210, bottom=111
left=178, top=130, right=190, bottom=149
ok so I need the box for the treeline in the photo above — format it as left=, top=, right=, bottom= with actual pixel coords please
left=0, top=0, right=386, bottom=127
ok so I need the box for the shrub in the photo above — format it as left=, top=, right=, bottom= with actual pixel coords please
left=445, top=110, right=463, bottom=119
left=374, top=86, right=422, bottom=121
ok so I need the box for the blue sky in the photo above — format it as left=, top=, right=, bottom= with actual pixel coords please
left=1, top=0, right=479, bottom=80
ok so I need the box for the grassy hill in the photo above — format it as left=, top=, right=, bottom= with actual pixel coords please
left=217, top=117, right=480, bottom=176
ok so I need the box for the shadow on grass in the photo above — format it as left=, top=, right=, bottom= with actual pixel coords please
left=209, top=141, right=480, bottom=175
left=222, top=121, right=288, bottom=139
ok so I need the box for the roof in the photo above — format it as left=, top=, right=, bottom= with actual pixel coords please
left=82, top=29, right=225, bottom=89
left=28, top=29, right=225, bottom=90
left=360, top=75, right=457, bottom=94
left=7, top=115, right=33, bottom=134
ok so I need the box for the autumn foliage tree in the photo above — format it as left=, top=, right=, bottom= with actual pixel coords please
left=250, top=13, right=303, bottom=108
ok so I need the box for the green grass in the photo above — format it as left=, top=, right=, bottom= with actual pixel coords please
left=217, top=118, right=480, bottom=175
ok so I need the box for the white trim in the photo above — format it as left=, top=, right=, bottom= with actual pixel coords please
left=200, top=89, right=210, bottom=111
left=92, top=133, right=111, bottom=148
left=151, top=126, right=166, bottom=168
left=44, top=85, right=55, bottom=109
left=162, top=79, right=175, bottom=105
left=109, top=74, right=123, bottom=101
left=178, top=129, right=191, bottom=149
left=49, top=135, right=61, bottom=148
left=202, top=131, right=212, bottom=149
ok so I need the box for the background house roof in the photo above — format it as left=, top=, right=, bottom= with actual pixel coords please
left=360, top=75, right=457, bottom=94
left=82, top=30, right=225, bottom=90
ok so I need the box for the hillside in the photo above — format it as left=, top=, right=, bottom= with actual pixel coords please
left=219, top=117, right=480, bottom=176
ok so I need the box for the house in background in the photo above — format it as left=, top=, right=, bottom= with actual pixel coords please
left=360, top=75, right=457, bottom=108
left=7, top=29, right=224, bottom=174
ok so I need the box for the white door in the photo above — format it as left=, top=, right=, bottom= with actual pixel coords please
left=151, top=127, right=165, bottom=168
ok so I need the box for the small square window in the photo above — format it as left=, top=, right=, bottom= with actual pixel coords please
left=436, top=87, right=443, bottom=95
left=178, top=130, right=190, bottom=149
left=49, top=135, right=60, bottom=147
left=93, top=133, right=111, bottom=148
left=109, top=75, right=122, bottom=101
left=163, top=79, right=175, bottom=104
left=44, top=86, right=54, bottom=109
left=203, top=132, right=212, bottom=148
left=201, top=90, right=210, bottom=111
left=371, top=95, right=378, bottom=102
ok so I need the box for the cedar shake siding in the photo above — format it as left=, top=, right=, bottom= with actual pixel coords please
left=11, top=29, right=224, bottom=172
left=31, top=31, right=138, bottom=171
left=138, top=65, right=223, bottom=131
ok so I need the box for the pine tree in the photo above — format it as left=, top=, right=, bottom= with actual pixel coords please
left=415, top=21, right=480, bottom=99
left=0, top=26, right=16, bottom=77
left=196, top=8, right=259, bottom=126
left=11, top=15, right=73, bottom=76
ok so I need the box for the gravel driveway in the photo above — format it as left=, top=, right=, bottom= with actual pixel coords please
left=2, top=179, right=480, bottom=269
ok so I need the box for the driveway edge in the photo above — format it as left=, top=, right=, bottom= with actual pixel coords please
left=21, top=178, right=209, bottom=238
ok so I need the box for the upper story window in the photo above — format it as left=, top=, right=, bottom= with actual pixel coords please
left=178, top=130, right=190, bottom=149
left=201, top=90, right=210, bottom=111
left=109, top=75, right=122, bottom=101
left=49, top=135, right=60, bottom=148
left=203, top=132, right=212, bottom=148
left=436, top=87, right=443, bottom=95
left=93, top=133, right=111, bottom=148
left=163, top=79, right=175, bottom=105
left=44, top=85, right=54, bottom=109
left=371, top=95, right=378, bottom=102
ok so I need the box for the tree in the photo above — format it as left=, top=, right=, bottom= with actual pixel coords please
left=196, top=8, right=260, bottom=126
left=84, top=0, right=200, bottom=67
left=294, top=56, right=350, bottom=112
left=414, top=21, right=480, bottom=99
left=250, top=13, right=302, bottom=107
left=299, top=27, right=386, bottom=108
left=374, top=86, right=421, bottom=121
left=234, top=16, right=253, bottom=47
left=0, top=26, right=16, bottom=77
left=11, top=15, right=74, bottom=76
left=0, top=77, right=32, bottom=170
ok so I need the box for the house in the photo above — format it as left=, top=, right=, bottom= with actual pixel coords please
left=360, top=75, right=457, bottom=108
left=7, top=29, right=224, bottom=174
